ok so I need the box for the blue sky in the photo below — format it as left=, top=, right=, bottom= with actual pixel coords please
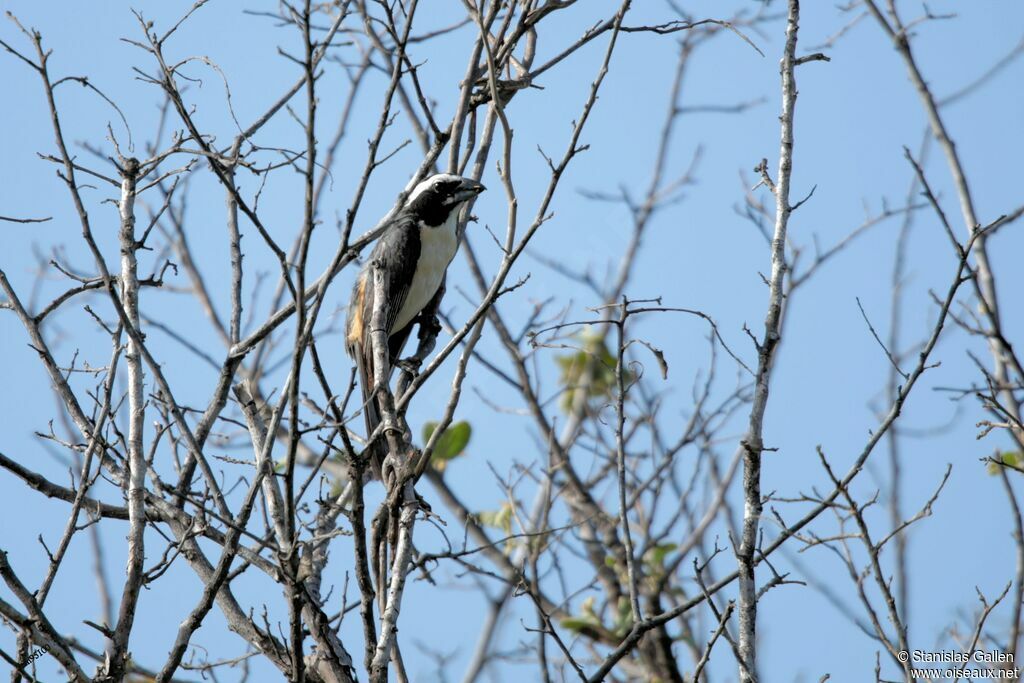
left=2, top=1, right=1023, bottom=680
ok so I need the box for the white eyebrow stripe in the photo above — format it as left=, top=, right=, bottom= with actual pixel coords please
left=407, top=173, right=462, bottom=203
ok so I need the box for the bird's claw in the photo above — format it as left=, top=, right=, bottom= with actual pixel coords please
left=396, top=358, right=421, bottom=377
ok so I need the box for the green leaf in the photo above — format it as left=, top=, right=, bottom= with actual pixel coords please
left=613, top=596, right=634, bottom=637
left=988, top=451, right=1022, bottom=475
left=477, top=502, right=514, bottom=536
left=581, top=596, right=597, bottom=615
left=560, top=616, right=603, bottom=634
left=562, top=596, right=604, bottom=634
left=554, top=328, right=633, bottom=414
left=645, top=542, right=677, bottom=568
left=423, top=420, right=472, bottom=471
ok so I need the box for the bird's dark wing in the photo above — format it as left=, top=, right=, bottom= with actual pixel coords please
left=345, top=214, right=421, bottom=475
left=375, top=215, right=420, bottom=340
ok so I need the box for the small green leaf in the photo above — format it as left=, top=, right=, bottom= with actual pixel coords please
left=988, top=451, right=1022, bottom=475
left=613, top=596, right=634, bottom=637
left=477, top=502, right=514, bottom=536
left=422, top=421, right=438, bottom=444
left=423, top=420, right=472, bottom=471
left=560, top=616, right=603, bottom=634
left=554, top=328, right=634, bottom=414
left=562, top=596, right=603, bottom=634
left=645, top=542, right=677, bottom=568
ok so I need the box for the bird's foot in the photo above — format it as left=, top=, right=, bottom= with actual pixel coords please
left=396, top=357, right=422, bottom=379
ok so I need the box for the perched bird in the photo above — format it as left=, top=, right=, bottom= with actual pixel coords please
left=345, top=173, right=485, bottom=475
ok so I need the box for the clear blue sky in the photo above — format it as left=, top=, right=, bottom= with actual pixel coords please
left=2, top=1, right=1023, bottom=680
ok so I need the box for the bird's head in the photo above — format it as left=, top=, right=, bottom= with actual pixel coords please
left=405, top=173, right=486, bottom=227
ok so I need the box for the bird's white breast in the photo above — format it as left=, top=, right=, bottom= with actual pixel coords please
left=391, top=211, right=459, bottom=333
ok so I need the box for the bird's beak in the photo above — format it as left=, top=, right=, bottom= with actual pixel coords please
left=453, top=178, right=486, bottom=203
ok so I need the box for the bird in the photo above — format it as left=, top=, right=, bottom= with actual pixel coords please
left=345, top=173, right=485, bottom=477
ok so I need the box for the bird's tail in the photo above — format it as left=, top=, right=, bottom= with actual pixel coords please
left=352, top=340, right=387, bottom=479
